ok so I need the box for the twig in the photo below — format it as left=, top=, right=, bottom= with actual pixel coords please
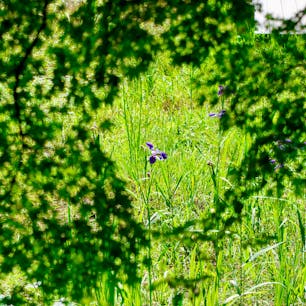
left=13, top=0, right=49, bottom=137
left=8, top=1, right=50, bottom=194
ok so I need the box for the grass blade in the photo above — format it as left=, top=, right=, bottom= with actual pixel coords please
left=296, top=208, right=305, bottom=251
left=245, top=241, right=284, bottom=263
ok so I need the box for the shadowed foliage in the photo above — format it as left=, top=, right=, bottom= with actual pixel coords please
left=0, top=0, right=304, bottom=304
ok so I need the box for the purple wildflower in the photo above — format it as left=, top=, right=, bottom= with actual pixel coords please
left=146, top=142, right=168, bottom=164
left=160, top=152, right=168, bottom=160
left=209, top=110, right=226, bottom=118
left=269, top=158, right=283, bottom=170
left=218, top=85, right=225, bottom=96
left=285, top=139, right=292, bottom=143
left=218, top=110, right=226, bottom=117
left=146, top=142, right=154, bottom=150
left=149, top=155, right=157, bottom=164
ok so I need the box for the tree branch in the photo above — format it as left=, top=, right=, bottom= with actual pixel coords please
left=13, top=0, right=49, bottom=137
left=9, top=0, right=50, bottom=193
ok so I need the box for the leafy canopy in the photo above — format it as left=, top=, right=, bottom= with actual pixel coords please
left=0, top=0, right=304, bottom=303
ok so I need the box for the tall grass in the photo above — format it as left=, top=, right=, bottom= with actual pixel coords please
left=89, top=52, right=305, bottom=305
left=1, top=50, right=304, bottom=305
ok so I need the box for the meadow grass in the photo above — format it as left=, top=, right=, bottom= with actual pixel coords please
left=86, top=52, right=305, bottom=305
left=0, top=50, right=304, bottom=306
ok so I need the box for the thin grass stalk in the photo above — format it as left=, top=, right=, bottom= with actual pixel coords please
left=144, top=173, right=153, bottom=306
left=122, top=82, right=134, bottom=164
left=138, top=158, right=153, bottom=306
left=208, top=92, right=226, bottom=301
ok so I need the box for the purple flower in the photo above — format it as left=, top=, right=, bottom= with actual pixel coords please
left=160, top=152, right=167, bottom=160
left=146, top=142, right=154, bottom=150
left=218, top=85, right=225, bottom=96
left=285, top=139, right=292, bottom=143
left=149, top=155, right=157, bottom=164
left=269, top=158, right=283, bottom=170
left=209, top=110, right=226, bottom=118
left=218, top=110, right=226, bottom=117
left=146, top=142, right=168, bottom=164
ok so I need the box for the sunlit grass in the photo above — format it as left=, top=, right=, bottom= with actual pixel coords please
left=1, top=48, right=304, bottom=305
left=85, top=52, right=305, bottom=305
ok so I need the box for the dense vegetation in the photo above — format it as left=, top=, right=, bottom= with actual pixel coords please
left=0, top=0, right=305, bottom=305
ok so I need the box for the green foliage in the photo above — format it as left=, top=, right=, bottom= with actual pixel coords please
left=0, top=0, right=152, bottom=303
left=0, top=0, right=305, bottom=304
